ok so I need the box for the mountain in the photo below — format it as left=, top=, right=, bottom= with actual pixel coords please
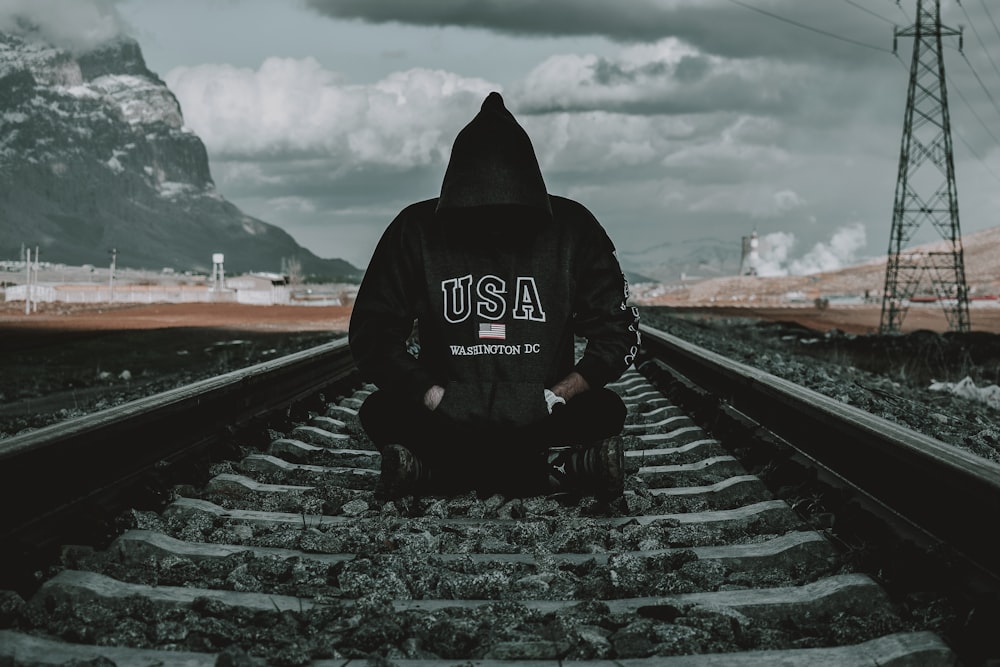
left=0, top=31, right=361, bottom=280
left=618, top=237, right=742, bottom=283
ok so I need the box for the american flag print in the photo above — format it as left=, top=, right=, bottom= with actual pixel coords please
left=478, top=323, right=506, bottom=340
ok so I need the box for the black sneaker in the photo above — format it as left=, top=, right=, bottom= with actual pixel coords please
left=377, top=444, right=427, bottom=499
left=546, top=437, right=625, bottom=499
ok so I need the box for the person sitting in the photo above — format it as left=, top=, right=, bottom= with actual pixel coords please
left=348, top=92, right=641, bottom=499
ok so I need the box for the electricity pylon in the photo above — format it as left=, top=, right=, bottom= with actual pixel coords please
left=879, top=0, right=970, bottom=334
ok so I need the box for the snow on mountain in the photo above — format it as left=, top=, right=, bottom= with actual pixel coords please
left=0, top=31, right=359, bottom=279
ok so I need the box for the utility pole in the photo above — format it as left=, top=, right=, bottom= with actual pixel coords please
left=880, top=0, right=970, bottom=334
left=32, top=245, right=38, bottom=313
left=24, top=247, right=31, bottom=315
left=109, top=248, right=117, bottom=304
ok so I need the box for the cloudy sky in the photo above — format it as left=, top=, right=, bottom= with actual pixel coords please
left=8, top=0, right=1000, bottom=276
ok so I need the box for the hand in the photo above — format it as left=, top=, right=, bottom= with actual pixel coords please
left=544, top=388, right=566, bottom=414
left=424, top=384, right=445, bottom=411
left=549, top=372, right=589, bottom=403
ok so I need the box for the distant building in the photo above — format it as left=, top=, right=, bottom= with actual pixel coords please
left=4, top=271, right=293, bottom=306
left=740, top=230, right=760, bottom=276
left=226, top=273, right=290, bottom=305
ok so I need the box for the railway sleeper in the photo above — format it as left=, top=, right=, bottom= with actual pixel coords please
left=0, top=628, right=955, bottom=667
left=0, top=366, right=962, bottom=664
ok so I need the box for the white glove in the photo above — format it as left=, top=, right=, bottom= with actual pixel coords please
left=544, top=389, right=566, bottom=414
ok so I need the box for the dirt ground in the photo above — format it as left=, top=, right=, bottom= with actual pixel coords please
left=661, top=304, right=1000, bottom=335
left=3, top=299, right=999, bottom=438
left=0, top=301, right=353, bottom=333
left=0, top=302, right=352, bottom=438
left=4, top=301, right=1000, bottom=335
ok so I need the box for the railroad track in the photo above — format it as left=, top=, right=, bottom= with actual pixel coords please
left=1, top=323, right=997, bottom=665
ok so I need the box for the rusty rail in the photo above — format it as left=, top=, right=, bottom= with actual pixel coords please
left=638, top=323, right=1000, bottom=595
left=0, top=337, right=357, bottom=586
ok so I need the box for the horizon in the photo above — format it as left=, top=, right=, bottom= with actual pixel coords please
left=2, top=1, right=998, bottom=278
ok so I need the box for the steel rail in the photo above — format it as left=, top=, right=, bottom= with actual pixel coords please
left=0, top=355, right=966, bottom=665
left=1, top=323, right=997, bottom=661
left=6, top=323, right=1000, bottom=600
left=0, top=337, right=357, bottom=587
left=638, top=323, right=1000, bottom=593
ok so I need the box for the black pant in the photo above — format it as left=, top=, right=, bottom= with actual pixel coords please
left=359, top=387, right=626, bottom=494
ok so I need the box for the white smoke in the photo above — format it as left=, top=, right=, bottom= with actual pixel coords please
left=755, top=231, right=795, bottom=276
left=0, top=0, right=127, bottom=52
left=756, top=223, right=867, bottom=276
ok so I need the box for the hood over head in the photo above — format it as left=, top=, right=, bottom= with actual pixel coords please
left=436, top=92, right=552, bottom=221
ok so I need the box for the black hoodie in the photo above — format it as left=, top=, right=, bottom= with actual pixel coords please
left=349, top=92, right=640, bottom=428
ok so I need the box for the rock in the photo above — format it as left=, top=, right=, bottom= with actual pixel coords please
left=638, top=311, right=1000, bottom=465
left=570, top=625, right=613, bottom=659
left=0, top=590, right=25, bottom=627
left=339, top=499, right=369, bottom=517
left=485, top=640, right=570, bottom=660
left=225, top=564, right=262, bottom=593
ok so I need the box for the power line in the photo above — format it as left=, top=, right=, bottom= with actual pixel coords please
left=957, top=1, right=1000, bottom=84
left=959, top=51, right=1000, bottom=122
left=890, top=0, right=911, bottom=22
left=948, top=69, right=1000, bottom=146
left=948, top=78, right=1000, bottom=185
left=725, top=0, right=1000, bottom=184
left=979, top=0, right=1000, bottom=43
left=841, top=0, right=897, bottom=25
left=724, top=0, right=894, bottom=53
left=956, top=130, right=1000, bottom=186
left=893, top=52, right=1000, bottom=185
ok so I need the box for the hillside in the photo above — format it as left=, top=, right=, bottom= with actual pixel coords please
left=0, top=31, right=360, bottom=280
left=633, top=225, right=1000, bottom=307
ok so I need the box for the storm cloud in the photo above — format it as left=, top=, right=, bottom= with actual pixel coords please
left=7, top=0, right=998, bottom=273
left=303, top=0, right=892, bottom=63
left=0, top=0, right=128, bottom=52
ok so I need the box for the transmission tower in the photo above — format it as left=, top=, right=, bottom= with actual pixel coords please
left=879, top=0, right=970, bottom=334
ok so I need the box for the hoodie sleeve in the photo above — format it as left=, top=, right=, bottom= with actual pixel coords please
left=571, top=217, right=641, bottom=388
left=348, top=208, right=437, bottom=407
